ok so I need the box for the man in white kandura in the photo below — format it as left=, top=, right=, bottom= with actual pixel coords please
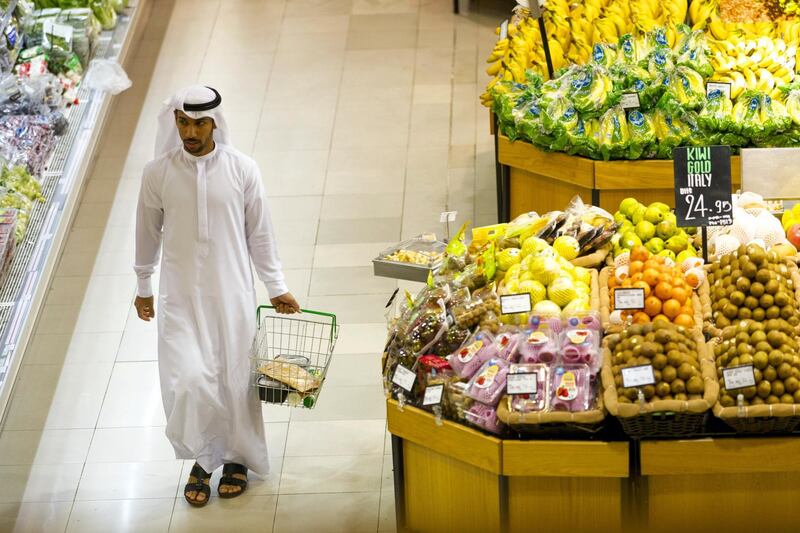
left=133, top=85, right=300, bottom=507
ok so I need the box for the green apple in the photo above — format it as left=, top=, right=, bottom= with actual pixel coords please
left=650, top=201, right=670, bottom=213
left=644, top=205, right=666, bottom=224
left=656, top=219, right=677, bottom=240
left=666, top=234, right=688, bottom=254
left=613, top=211, right=628, bottom=225
left=619, top=198, right=641, bottom=219
left=635, top=220, right=656, bottom=242
left=621, top=231, right=643, bottom=250
left=645, top=237, right=665, bottom=254
left=658, top=249, right=676, bottom=261
left=631, top=205, right=647, bottom=225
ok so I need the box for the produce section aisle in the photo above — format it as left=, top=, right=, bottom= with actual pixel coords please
left=0, top=0, right=500, bottom=531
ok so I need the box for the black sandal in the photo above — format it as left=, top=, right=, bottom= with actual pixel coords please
left=184, top=463, right=211, bottom=507
left=218, top=463, right=248, bottom=498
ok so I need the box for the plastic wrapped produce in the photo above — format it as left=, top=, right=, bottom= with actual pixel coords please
left=517, top=329, right=559, bottom=364
left=598, top=106, right=630, bottom=161
left=447, top=330, right=495, bottom=379
left=559, top=328, right=601, bottom=374
left=466, top=358, right=511, bottom=406
left=626, top=110, right=657, bottom=160
left=493, top=330, right=520, bottom=363
left=507, top=364, right=550, bottom=413
left=465, top=402, right=504, bottom=434
left=550, top=365, right=593, bottom=412
left=444, top=381, right=473, bottom=422
left=57, top=8, right=101, bottom=67
left=90, top=0, right=117, bottom=30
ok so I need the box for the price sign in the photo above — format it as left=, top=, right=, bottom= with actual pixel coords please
left=500, top=293, right=532, bottom=315
left=529, top=1, right=542, bottom=19
left=499, top=19, right=509, bottom=40
left=392, top=365, right=416, bottom=392
left=706, top=82, right=732, bottom=100
left=673, top=146, right=733, bottom=227
left=723, top=365, right=756, bottom=391
left=422, top=384, right=444, bottom=406
left=614, top=288, right=645, bottom=310
left=620, top=92, right=641, bottom=110
left=439, top=211, right=458, bottom=223
left=507, top=372, right=538, bottom=395
left=622, top=364, right=656, bottom=388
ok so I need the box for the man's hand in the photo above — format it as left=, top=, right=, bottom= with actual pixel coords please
left=271, top=292, right=300, bottom=314
left=135, top=296, right=155, bottom=321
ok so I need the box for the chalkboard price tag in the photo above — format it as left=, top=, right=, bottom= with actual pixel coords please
left=673, top=146, right=733, bottom=227
left=614, top=288, right=645, bottom=310
left=500, top=293, right=532, bottom=315
left=706, top=82, right=732, bottom=100
left=620, top=92, right=641, bottom=110
left=622, top=365, right=656, bottom=388
left=723, top=365, right=756, bottom=391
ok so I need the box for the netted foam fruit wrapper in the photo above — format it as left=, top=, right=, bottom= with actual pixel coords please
left=713, top=234, right=740, bottom=258
left=614, top=251, right=630, bottom=269
left=681, top=257, right=704, bottom=273
left=684, top=266, right=706, bottom=289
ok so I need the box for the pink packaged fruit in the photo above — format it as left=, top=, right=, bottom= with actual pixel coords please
left=507, top=364, right=549, bottom=413
left=559, top=328, right=601, bottom=373
left=550, top=365, right=593, bottom=412
left=517, top=329, right=559, bottom=365
left=465, top=402, right=504, bottom=435
left=465, top=358, right=510, bottom=406
left=447, top=331, right=494, bottom=379
left=493, top=330, right=520, bottom=362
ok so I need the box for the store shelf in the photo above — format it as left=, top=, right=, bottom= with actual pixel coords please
left=640, top=436, right=800, bottom=476
left=503, top=440, right=629, bottom=478
left=498, top=135, right=595, bottom=189
left=0, top=1, right=150, bottom=415
left=386, top=399, right=503, bottom=474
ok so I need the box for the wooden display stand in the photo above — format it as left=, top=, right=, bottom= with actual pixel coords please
left=387, top=399, right=629, bottom=533
left=387, top=400, right=800, bottom=532
left=639, top=437, right=800, bottom=532
left=495, top=135, right=743, bottom=221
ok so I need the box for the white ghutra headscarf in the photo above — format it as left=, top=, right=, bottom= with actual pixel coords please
left=154, top=85, right=232, bottom=157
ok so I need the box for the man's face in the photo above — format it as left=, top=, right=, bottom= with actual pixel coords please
left=175, top=110, right=215, bottom=155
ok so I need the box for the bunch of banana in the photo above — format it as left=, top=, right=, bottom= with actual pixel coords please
left=482, top=17, right=548, bottom=106
left=708, top=36, right=796, bottom=99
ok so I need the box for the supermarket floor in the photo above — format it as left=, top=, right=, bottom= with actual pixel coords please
left=0, top=0, right=503, bottom=531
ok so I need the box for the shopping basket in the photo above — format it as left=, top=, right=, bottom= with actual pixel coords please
left=251, top=305, right=338, bottom=409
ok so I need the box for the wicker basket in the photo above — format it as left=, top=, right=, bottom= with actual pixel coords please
left=602, top=328, right=719, bottom=438
left=571, top=247, right=610, bottom=269
left=598, top=267, right=704, bottom=334
left=496, top=390, right=606, bottom=436
left=700, top=259, right=800, bottom=338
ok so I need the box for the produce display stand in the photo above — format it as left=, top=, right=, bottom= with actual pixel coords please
left=494, top=131, right=743, bottom=221
left=387, top=399, right=629, bottom=533
left=0, top=1, right=152, bottom=417
left=388, top=398, right=800, bottom=532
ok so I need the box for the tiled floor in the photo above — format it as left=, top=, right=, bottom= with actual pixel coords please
left=0, top=0, right=502, bottom=531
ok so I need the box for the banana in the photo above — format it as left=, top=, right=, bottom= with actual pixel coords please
left=708, top=16, right=729, bottom=40
left=743, top=67, right=757, bottom=88
left=757, top=69, right=775, bottom=92
left=486, top=60, right=503, bottom=76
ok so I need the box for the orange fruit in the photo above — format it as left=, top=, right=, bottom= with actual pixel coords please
left=644, top=296, right=662, bottom=317
left=685, top=271, right=701, bottom=288
left=632, top=311, right=651, bottom=324
left=671, top=287, right=689, bottom=306
left=631, top=246, right=650, bottom=263
left=631, top=273, right=644, bottom=283
left=643, top=268, right=660, bottom=287
left=653, top=314, right=671, bottom=324
left=662, top=299, right=681, bottom=319
left=679, top=305, right=693, bottom=317
left=629, top=260, right=644, bottom=276
left=654, top=282, right=673, bottom=301
left=633, top=280, right=651, bottom=297
left=673, top=313, right=694, bottom=327
left=621, top=278, right=632, bottom=288
left=609, top=276, right=619, bottom=289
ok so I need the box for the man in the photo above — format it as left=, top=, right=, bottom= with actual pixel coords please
left=134, top=85, right=299, bottom=507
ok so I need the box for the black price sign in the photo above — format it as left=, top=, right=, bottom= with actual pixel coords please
left=673, top=146, right=733, bottom=227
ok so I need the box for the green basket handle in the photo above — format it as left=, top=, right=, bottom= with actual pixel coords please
left=256, top=305, right=338, bottom=344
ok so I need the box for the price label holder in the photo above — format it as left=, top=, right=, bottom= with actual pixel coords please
left=499, top=19, right=509, bottom=40
left=422, top=384, right=445, bottom=425
left=620, top=92, right=641, bottom=110
left=622, top=364, right=655, bottom=412
left=392, top=365, right=416, bottom=392
left=673, top=145, right=733, bottom=262
left=440, top=211, right=457, bottom=223
left=529, top=0, right=542, bottom=19
left=507, top=372, right=538, bottom=395
left=723, top=364, right=757, bottom=418
left=707, top=82, right=732, bottom=100
left=614, top=287, right=645, bottom=311
left=500, top=293, right=532, bottom=315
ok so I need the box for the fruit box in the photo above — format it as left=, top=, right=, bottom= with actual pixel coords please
left=598, top=267, right=705, bottom=335
left=601, top=328, right=719, bottom=438
left=373, top=236, right=446, bottom=283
